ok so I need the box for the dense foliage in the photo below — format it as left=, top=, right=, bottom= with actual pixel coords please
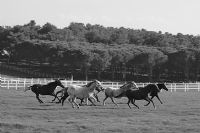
left=1, top=20, right=200, bottom=82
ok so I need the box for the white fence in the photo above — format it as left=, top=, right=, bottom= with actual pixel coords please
left=1, top=77, right=200, bottom=92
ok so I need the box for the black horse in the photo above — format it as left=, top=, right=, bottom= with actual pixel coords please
left=125, top=84, right=160, bottom=109
left=143, top=83, right=168, bottom=106
left=24, top=80, right=65, bottom=103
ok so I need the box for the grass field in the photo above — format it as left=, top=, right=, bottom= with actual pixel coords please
left=0, top=88, right=200, bottom=133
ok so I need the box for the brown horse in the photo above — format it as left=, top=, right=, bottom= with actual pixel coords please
left=103, top=81, right=138, bottom=106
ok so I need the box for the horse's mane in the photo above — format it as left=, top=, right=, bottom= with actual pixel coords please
left=120, top=82, right=130, bottom=89
left=85, top=81, right=95, bottom=87
left=46, top=81, right=55, bottom=86
left=46, top=80, right=60, bottom=86
left=142, top=84, right=160, bottom=92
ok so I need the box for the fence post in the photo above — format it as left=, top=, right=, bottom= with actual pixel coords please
left=7, top=80, right=9, bottom=89
left=24, top=78, right=26, bottom=90
left=15, top=80, right=18, bottom=90
left=170, top=84, right=173, bottom=92
left=31, top=78, right=33, bottom=85
left=184, top=83, right=187, bottom=92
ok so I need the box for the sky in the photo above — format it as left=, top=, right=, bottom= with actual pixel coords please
left=0, top=0, right=200, bottom=35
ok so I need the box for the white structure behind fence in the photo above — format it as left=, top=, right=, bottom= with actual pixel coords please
left=1, top=77, right=200, bottom=92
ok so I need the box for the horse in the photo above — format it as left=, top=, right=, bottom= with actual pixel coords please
left=0, top=49, right=11, bottom=63
left=61, top=80, right=103, bottom=108
left=143, top=83, right=168, bottom=106
left=55, top=84, right=104, bottom=104
left=103, top=81, right=138, bottom=107
left=24, top=79, right=65, bottom=103
left=125, top=84, right=160, bottom=109
left=78, top=85, right=104, bottom=105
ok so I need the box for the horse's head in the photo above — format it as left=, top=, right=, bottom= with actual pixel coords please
left=54, top=79, right=65, bottom=88
left=120, top=81, right=138, bottom=91
left=24, top=86, right=32, bottom=92
left=130, top=81, right=139, bottom=90
left=86, top=80, right=103, bottom=91
left=95, top=84, right=105, bottom=92
left=157, top=83, right=168, bottom=91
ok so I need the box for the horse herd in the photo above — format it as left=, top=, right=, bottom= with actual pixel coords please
left=24, top=79, right=168, bottom=109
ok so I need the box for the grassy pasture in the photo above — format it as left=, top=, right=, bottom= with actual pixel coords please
left=0, top=88, right=200, bottom=133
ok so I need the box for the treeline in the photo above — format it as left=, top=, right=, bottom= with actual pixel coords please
left=0, top=20, right=200, bottom=82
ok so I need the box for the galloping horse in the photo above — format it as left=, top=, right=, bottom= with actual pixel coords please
left=125, top=84, right=160, bottom=109
left=61, top=80, right=103, bottom=108
left=143, top=83, right=168, bottom=106
left=55, top=84, right=104, bottom=105
left=79, top=85, right=104, bottom=105
left=24, top=79, right=65, bottom=103
left=103, top=81, right=138, bottom=106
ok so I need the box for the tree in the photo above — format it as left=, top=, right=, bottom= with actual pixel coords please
left=90, top=49, right=111, bottom=80
left=68, top=22, right=86, bottom=41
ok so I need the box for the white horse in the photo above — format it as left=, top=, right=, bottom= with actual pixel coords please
left=54, top=82, right=104, bottom=104
left=67, top=80, right=103, bottom=108
left=0, top=49, right=10, bottom=63
left=103, top=81, right=138, bottom=106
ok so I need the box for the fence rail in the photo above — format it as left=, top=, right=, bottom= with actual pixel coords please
left=1, top=77, right=200, bottom=92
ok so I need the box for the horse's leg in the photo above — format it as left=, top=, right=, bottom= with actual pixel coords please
left=144, top=96, right=154, bottom=106
left=127, top=99, right=131, bottom=109
left=51, top=93, right=60, bottom=102
left=88, top=97, right=96, bottom=106
left=155, top=95, right=163, bottom=104
left=110, top=97, right=118, bottom=107
left=52, top=90, right=63, bottom=102
left=68, top=97, right=75, bottom=108
left=103, top=95, right=108, bottom=105
left=131, top=99, right=139, bottom=109
left=73, top=97, right=80, bottom=109
left=36, top=94, right=43, bottom=103
left=51, top=96, right=57, bottom=102
left=86, top=98, right=89, bottom=105
left=94, top=93, right=100, bottom=102
left=61, top=94, right=69, bottom=106
left=79, top=98, right=85, bottom=106
left=146, top=97, right=156, bottom=109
